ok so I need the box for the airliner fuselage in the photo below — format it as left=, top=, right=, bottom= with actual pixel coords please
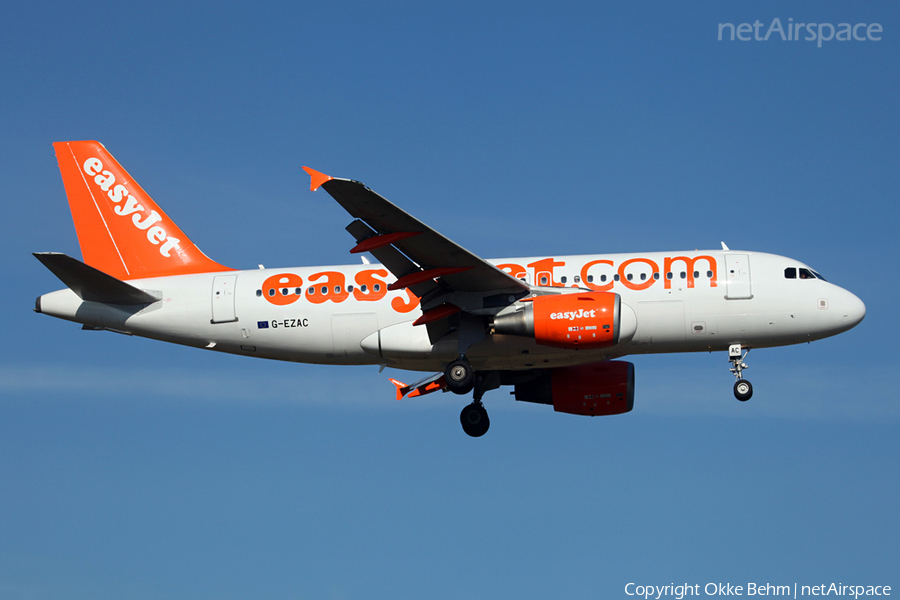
left=34, top=141, right=866, bottom=436
left=38, top=250, right=864, bottom=370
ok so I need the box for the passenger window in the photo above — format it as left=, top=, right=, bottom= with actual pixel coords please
left=784, top=268, right=796, bottom=279
left=256, top=289, right=262, bottom=297
left=307, top=287, right=315, bottom=295
left=334, top=285, right=341, bottom=294
left=540, top=275, right=548, bottom=285
left=281, top=288, right=288, bottom=296
left=680, top=272, right=686, bottom=279
left=666, top=272, right=673, bottom=280
left=587, top=275, right=594, bottom=283
left=360, top=284, right=368, bottom=293
left=574, top=276, right=581, bottom=283
left=320, top=286, right=328, bottom=294
left=693, top=271, right=699, bottom=279
left=600, top=275, right=607, bottom=282
left=706, top=270, right=713, bottom=278
left=626, top=274, right=633, bottom=281
left=347, top=285, right=354, bottom=292
left=653, top=273, right=660, bottom=280
left=560, top=276, right=567, bottom=284
left=614, top=274, right=620, bottom=281
left=374, top=284, right=381, bottom=292
left=295, top=287, right=302, bottom=295
left=640, top=273, right=646, bottom=281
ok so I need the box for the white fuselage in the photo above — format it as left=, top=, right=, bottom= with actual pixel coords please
left=37, top=250, right=866, bottom=373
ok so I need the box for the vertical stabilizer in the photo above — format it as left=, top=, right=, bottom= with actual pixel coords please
left=53, top=141, right=232, bottom=280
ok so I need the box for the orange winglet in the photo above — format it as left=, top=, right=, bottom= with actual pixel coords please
left=389, top=378, right=410, bottom=400
left=302, top=166, right=333, bottom=191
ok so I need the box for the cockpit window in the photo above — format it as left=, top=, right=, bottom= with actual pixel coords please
left=811, top=269, right=826, bottom=281
left=784, top=267, right=796, bottom=279
left=799, top=268, right=816, bottom=280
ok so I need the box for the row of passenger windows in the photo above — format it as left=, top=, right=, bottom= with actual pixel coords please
left=784, top=267, right=826, bottom=281
left=536, top=271, right=715, bottom=286
left=256, top=269, right=723, bottom=296
left=255, top=267, right=823, bottom=295
left=255, top=283, right=382, bottom=297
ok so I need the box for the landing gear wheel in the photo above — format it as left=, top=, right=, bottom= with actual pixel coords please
left=445, top=359, right=474, bottom=395
left=460, top=403, right=490, bottom=437
left=734, top=380, right=753, bottom=402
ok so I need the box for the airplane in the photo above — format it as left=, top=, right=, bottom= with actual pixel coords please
left=34, top=141, right=866, bottom=437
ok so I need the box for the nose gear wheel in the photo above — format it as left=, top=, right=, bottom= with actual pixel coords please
left=728, top=344, right=753, bottom=401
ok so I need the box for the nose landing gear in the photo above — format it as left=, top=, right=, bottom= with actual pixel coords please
left=729, top=344, right=753, bottom=401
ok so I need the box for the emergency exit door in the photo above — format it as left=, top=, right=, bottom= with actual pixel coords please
left=211, top=275, right=238, bottom=323
left=724, top=254, right=752, bottom=299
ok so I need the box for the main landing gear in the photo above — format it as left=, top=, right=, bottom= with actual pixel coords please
left=446, top=356, right=486, bottom=437
left=446, top=357, right=500, bottom=437
left=728, top=344, right=753, bottom=402
left=460, top=402, right=490, bottom=437
left=445, top=357, right=474, bottom=395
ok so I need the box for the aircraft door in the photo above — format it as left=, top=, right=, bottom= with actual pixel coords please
left=211, top=275, right=238, bottom=323
left=725, top=254, right=752, bottom=300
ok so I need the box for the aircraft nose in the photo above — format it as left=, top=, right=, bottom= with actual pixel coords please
left=836, top=288, right=866, bottom=331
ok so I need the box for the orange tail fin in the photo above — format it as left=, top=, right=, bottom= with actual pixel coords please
left=53, top=141, right=232, bottom=280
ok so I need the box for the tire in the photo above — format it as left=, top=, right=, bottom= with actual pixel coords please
left=734, top=380, right=753, bottom=402
left=460, top=403, right=490, bottom=437
left=445, top=359, right=474, bottom=395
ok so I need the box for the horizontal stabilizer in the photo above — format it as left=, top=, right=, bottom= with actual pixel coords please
left=33, top=252, right=161, bottom=305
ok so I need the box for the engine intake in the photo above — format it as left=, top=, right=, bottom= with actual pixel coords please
left=493, top=292, right=636, bottom=350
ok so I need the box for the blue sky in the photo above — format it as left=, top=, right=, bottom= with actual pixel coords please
left=1, top=1, right=897, bottom=598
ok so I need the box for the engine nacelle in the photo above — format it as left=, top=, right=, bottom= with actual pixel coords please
left=514, top=361, right=635, bottom=416
left=493, top=292, right=636, bottom=350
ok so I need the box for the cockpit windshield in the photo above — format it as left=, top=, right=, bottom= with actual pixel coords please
left=785, top=267, right=827, bottom=281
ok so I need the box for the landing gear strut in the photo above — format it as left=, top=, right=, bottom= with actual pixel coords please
left=460, top=402, right=490, bottom=437
left=729, top=344, right=753, bottom=401
left=452, top=366, right=499, bottom=437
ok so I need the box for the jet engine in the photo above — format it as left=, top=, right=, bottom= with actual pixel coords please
left=493, top=292, right=636, bottom=350
left=514, top=361, right=635, bottom=416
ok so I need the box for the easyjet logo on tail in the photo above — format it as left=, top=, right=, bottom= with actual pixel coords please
left=83, top=157, right=181, bottom=258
